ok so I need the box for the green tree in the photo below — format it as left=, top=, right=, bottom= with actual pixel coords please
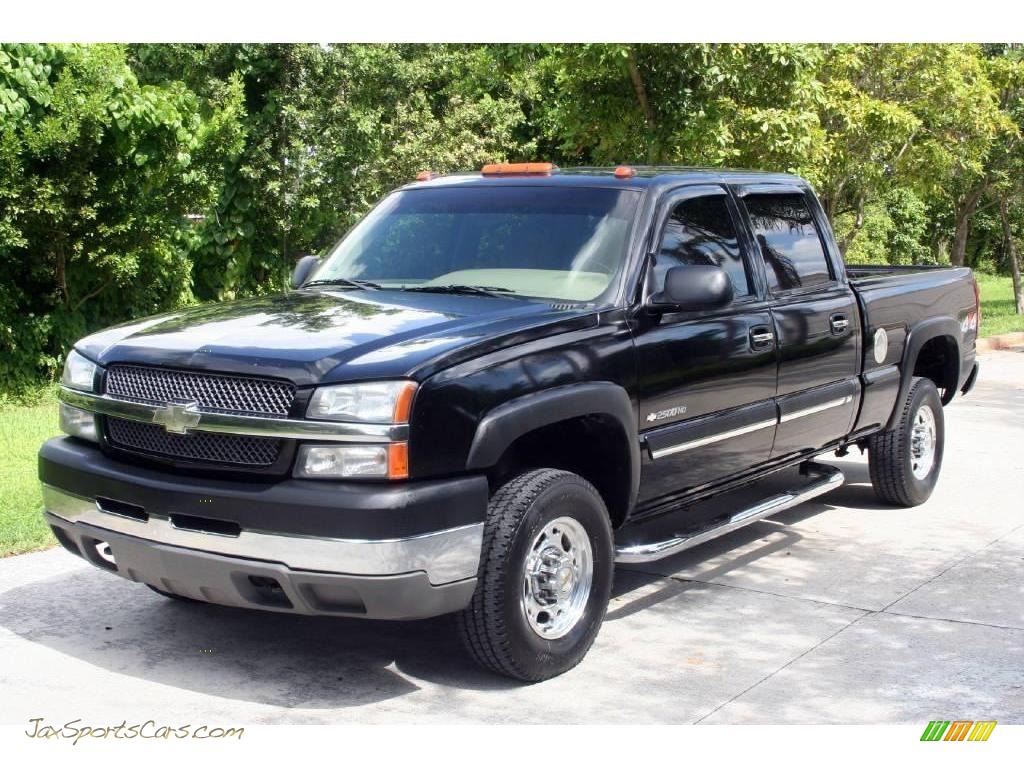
left=522, top=44, right=824, bottom=170
left=0, top=43, right=241, bottom=390
left=986, top=47, right=1024, bottom=313
left=130, top=43, right=533, bottom=301
left=816, top=44, right=1007, bottom=262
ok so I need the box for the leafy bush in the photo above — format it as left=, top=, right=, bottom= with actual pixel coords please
left=0, top=44, right=242, bottom=391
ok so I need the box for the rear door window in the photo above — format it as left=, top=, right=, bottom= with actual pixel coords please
left=744, top=193, right=833, bottom=292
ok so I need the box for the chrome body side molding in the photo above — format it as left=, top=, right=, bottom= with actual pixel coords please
left=779, top=395, right=853, bottom=424
left=648, top=393, right=855, bottom=460
left=649, top=418, right=777, bottom=460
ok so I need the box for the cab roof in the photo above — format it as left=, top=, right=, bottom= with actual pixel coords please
left=406, top=165, right=808, bottom=194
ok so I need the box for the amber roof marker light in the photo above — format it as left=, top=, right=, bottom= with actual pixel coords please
left=415, top=171, right=436, bottom=181
left=480, top=162, right=558, bottom=176
left=614, top=165, right=637, bottom=178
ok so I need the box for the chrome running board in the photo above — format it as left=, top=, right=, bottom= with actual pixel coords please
left=615, top=462, right=844, bottom=564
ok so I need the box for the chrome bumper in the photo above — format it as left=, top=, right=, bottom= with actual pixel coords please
left=42, top=484, right=483, bottom=586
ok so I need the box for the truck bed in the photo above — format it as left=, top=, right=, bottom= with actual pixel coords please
left=846, top=263, right=963, bottom=285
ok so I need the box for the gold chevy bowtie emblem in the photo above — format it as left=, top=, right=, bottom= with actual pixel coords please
left=152, top=401, right=202, bottom=434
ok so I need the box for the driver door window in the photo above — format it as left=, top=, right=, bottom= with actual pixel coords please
left=654, top=194, right=752, bottom=300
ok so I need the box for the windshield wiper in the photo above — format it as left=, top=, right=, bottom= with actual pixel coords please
left=401, top=284, right=519, bottom=298
left=303, top=277, right=383, bottom=290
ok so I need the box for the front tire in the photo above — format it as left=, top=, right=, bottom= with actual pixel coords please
left=868, top=376, right=945, bottom=506
left=457, top=469, right=614, bottom=682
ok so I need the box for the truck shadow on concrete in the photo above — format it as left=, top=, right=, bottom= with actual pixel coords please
left=0, top=564, right=531, bottom=707
left=0, top=457, right=882, bottom=708
left=606, top=457, right=892, bottom=621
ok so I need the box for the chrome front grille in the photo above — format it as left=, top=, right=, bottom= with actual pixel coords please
left=102, top=365, right=295, bottom=468
left=105, top=364, right=295, bottom=417
left=106, top=417, right=283, bottom=467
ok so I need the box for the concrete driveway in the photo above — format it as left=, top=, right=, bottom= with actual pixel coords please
left=1, top=350, right=1022, bottom=725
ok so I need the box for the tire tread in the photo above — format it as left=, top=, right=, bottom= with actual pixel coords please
left=457, top=468, right=603, bottom=681
left=868, top=376, right=939, bottom=506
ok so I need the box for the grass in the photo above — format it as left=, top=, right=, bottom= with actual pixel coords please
left=977, top=273, right=1024, bottom=338
left=0, top=387, right=60, bottom=556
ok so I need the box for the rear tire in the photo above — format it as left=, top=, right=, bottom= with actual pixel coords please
left=457, top=469, right=614, bottom=682
left=868, top=377, right=945, bottom=507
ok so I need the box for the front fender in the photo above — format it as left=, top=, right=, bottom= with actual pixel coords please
left=466, top=382, right=641, bottom=508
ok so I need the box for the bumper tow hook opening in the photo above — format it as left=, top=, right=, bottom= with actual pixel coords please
left=95, top=540, right=116, bottom=566
left=247, top=575, right=293, bottom=609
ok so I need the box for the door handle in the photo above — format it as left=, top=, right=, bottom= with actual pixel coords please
left=749, top=326, right=775, bottom=350
left=830, top=314, right=849, bottom=334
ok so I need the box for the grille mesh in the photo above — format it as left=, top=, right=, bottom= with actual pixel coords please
left=105, top=365, right=294, bottom=418
left=106, top=417, right=282, bottom=467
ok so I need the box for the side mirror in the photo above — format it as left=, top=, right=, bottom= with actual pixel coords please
left=650, top=264, right=734, bottom=311
left=290, top=255, right=321, bottom=289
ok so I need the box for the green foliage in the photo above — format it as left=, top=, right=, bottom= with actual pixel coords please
left=131, top=44, right=533, bottom=301
left=0, top=43, right=242, bottom=391
left=2, top=43, right=1024, bottom=393
left=522, top=43, right=824, bottom=170
left=843, top=188, right=931, bottom=266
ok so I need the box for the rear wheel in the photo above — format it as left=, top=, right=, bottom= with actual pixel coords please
left=457, top=469, right=614, bottom=682
left=868, top=377, right=945, bottom=506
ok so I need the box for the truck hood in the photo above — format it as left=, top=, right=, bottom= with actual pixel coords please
left=75, top=288, right=597, bottom=386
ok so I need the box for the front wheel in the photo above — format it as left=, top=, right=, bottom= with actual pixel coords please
left=457, top=469, right=614, bottom=682
left=868, top=376, right=945, bottom=506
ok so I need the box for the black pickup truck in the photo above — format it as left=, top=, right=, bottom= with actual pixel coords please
left=40, top=164, right=980, bottom=681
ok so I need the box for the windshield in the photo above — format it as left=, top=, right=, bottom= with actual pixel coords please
left=312, top=186, right=641, bottom=302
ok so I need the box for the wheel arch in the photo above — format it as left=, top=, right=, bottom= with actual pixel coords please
left=466, top=383, right=640, bottom=527
left=888, top=317, right=961, bottom=429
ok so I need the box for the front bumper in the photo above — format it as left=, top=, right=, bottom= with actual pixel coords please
left=39, top=437, right=488, bottom=619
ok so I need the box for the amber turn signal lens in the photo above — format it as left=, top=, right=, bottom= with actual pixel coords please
left=481, top=162, right=557, bottom=175
left=392, top=382, right=418, bottom=423
left=388, top=442, right=409, bottom=480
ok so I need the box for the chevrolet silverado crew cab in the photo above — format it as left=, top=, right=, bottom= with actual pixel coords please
left=41, top=164, right=980, bottom=681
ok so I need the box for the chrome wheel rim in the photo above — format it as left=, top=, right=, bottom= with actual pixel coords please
left=910, top=404, right=937, bottom=480
left=521, top=516, right=593, bottom=640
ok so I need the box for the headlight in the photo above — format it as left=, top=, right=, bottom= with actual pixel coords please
left=295, top=443, right=408, bottom=479
left=59, top=403, right=98, bottom=442
left=307, top=381, right=416, bottom=423
left=61, top=350, right=98, bottom=391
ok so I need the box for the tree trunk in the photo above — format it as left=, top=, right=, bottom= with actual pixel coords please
left=55, top=242, right=69, bottom=306
left=1000, top=198, right=1024, bottom=315
left=277, top=44, right=293, bottom=289
left=626, top=48, right=655, bottom=130
left=626, top=47, right=659, bottom=163
left=951, top=184, right=986, bottom=267
left=838, top=195, right=866, bottom=256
